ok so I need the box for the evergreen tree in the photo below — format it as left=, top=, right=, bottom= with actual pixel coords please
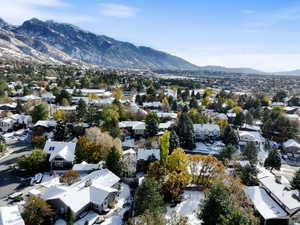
left=176, top=113, right=195, bottom=150
left=233, top=112, right=245, bottom=127
left=222, top=126, right=238, bottom=147
left=106, top=146, right=123, bottom=177
left=245, top=112, right=254, bottom=125
left=32, top=104, right=49, bottom=123
left=171, top=101, right=178, bottom=111
left=189, top=97, right=199, bottom=109
left=199, top=183, right=233, bottom=225
left=145, top=112, right=159, bottom=137
left=76, top=99, right=87, bottom=121
left=291, top=169, right=300, bottom=193
left=239, top=164, right=258, bottom=186
left=219, top=145, right=236, bottom=164
left=54, top=121, right=69, bottom=141
left=243, top=142, right=258, bottom=164
left=134, top=177, right=165, bottom=215
left=264, top=149, right=281, bottom=171
left=65, top=207, right=74, bottom=225
left=169, top=130, right=180, bottom=153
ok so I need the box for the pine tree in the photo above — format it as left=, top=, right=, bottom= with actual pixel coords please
left=76, top=99, right=87, bottom=121
left=145, top=112, right=159, bottom=137
left=234, top=112, right=245, bottom=127
left=32, top=104, right=49, bottom=123
left=134, top=177, right=165, bottom=215
left=106, top=146, right=123, bottom=177
left=291, top=169, right=300, bottom=193
left=222, top=126, right=238, bottom=147
left=243, top=142, right=258, bottom=164
left=54, top=121, right=69, bottom=141
left=176, top=113, right=195, bottom=150
left=264, top=149, right=281, bottom=171
left=169, top=130, right=180, bottom=153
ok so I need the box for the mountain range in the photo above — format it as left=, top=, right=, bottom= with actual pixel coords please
left=0, top=17, right=300, bottom=75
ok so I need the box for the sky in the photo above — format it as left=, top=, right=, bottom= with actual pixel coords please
left=1, top=0, right=300, bottom=72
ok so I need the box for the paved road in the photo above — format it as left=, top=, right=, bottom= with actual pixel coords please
left=0, top=140, right=33, bottom=205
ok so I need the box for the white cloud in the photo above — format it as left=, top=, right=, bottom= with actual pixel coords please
left=0, top=0, right=92, bottom=25
left=99, top=3, right=138, bottom=18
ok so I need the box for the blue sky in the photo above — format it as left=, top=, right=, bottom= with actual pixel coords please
left=1, top=0, right=300, bottom=72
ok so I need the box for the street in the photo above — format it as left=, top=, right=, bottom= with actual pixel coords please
left=0, top=140, right=33, bottom=205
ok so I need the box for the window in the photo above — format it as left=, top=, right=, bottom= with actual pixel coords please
left=49, top=146, right=55, bottom=151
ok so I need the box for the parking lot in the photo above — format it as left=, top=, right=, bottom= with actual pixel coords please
left=0, top=140, right=33, bottom=206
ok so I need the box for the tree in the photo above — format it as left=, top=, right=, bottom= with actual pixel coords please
left=188, top=108, right=208, bottom=124
left=32, top=104, right=49, bottom=123
left=189, top=97, right=199, bottom=109
left=22, top=196, right=54, bottom=225
left=145, top=112, right=159, bottom=137
left=55, top=89, right=71, bottom=105
left=167, top=211, right=190, bottom=225
left=160, top=130, right=170, bottom=165
left=134, top=177, right=165, bottom=215
left=106, top=146, right=123, bottom=177
left=169, top=130, right=180, bottom=153
left=17, top=149, right=48, bottom=175
left=127, top=210, right=166, bottom=225
left=264, top=149, right=281, bottom=171
left=176, top=113, right=195, bottom=150
left=291, top=169, right=300, bottom=193
left=222, top=126, right=238, bottom=147
left=233, top=112, right=245, bottom=127
left=243, top=142, right=258, bottom=164
left=100, top=105, right=120, bottom=138
left=60, top=170, right=80, bottom=185
left=219, top=145, right=236, bottom=164
left=188, top=155, right=224, bottom=186
left=0, top=135, right=6, bottom=153
left=65, top=207, right=75, bottom=225
left=245, top=112, right=254, bottom=125
left=0, top=78, right=7, bottom=97
left=113, top=88, right=123, bottom=101
left=238, top=164, right=258, bottom=186
left=54, top=120, right=69, bottom=141
left=199, top=183, right=233, bottom=225
left=76, top=99, right=87, bottom=121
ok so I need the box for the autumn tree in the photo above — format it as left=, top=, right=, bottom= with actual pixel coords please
left=60, top=170, right=80, bottom=185
left=188, top=155, right=224, bottom=186
left=22, top=196, right=54, bottom=225
left=160, top=130, right=170, bottom=165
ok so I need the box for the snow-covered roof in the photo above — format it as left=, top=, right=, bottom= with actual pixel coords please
left=156, top=112, right=177, bottom=119
left=238, top=130, right=264, bottom=143
left=55, top=106, right=77, bottom=111
left=159, top=121, right=174, bottom=129
left=283, top=139, right=300, bottom=149
left=44, top=141, right=76, bottom=162
left=244, top=186, right=288, bottom=219
left=259, top=175, right=300, bottom=211
left=193, top=141, right=224, bottom=155
left=42, top=169, right=120, bottom=214
left=119, top=121, right=145, bottom=130
left=143, top=102, right=162, bottom=108
left=34, top=120, right=57, bottom=128
left=72, top=162, right=100, bottom=171
left=0, top=206, right=25, bottom=225
left=19, top=94, right=40, bottom=101
left=137, top=148, right=160, bottom=161
left=193, top=124, right=220, bottom=134
left=0, top=103, right=17, bottom=109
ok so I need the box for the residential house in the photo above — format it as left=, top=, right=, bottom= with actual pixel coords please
left=238, top=130, right=265, bottom=151
left=41, top=169, right=120, bottom=219
left=43, top=141, right=76, bottom=168
left=193, top=124, right=220, bottom=141
left=32, top=120, right=57, bottom=137
left=283, top=139, right=300, bottom=162
left=0, top=114, right=32, bottom=132
left=119, top=121, right=145, bottom=136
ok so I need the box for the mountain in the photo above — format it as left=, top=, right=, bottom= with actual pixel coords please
left=272, top=70, right=300, bottom=76
left=0, top=18, right=198, bottom=70
left=197, top=65, right=266, bottom=74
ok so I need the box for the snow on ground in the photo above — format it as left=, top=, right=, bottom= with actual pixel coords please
left=101, top=183, right=131, bottom=225
left=166, top=190, right=204, bottom=225
left=74, top=211, right=99, bottom=225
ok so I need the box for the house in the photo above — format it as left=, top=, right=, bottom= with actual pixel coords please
left=244, top=186, right=289, bottom=225
left=43, top=141, right=76, bottom=168
left=119, top=121, right=145, bottom=136
left=0, top=103, right=17, bottom=112
left=72, top=161, right=102, bottom=173
left=143, top=102, right=162, bottom=109
left=0, top=206, right=25, bottom=225
left=41, top=169, right=120, bottom=219
left=283, top=139, right=300, bottom=162
left=238, top=130, right=265, bottom=151
left=193, top=124, right=220, bottom=141
left=0, top=114, right=32, bottom=132
left=32, top=120, right=57, bottom=137
left=192, top=141, right=225, bottom=156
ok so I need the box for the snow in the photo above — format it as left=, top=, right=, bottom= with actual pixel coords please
left=101, top=183, right=131, bottom=225
left=166, top=190, right=204, bottom=225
